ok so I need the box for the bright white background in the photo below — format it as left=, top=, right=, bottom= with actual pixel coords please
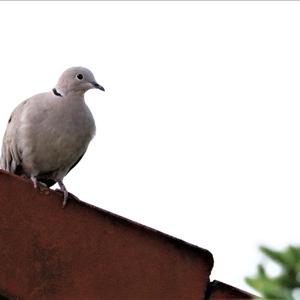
left=1, top=1, right=300, bottom=295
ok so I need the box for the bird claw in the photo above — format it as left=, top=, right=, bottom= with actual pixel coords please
left=58, top=180, right=68, bottom=208
left=62, top=191, right=68, bottom=208
left=30, top=175, right=38, bottom=189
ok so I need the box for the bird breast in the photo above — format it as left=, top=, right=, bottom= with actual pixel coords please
left=19, top=95, right=96, bottom=176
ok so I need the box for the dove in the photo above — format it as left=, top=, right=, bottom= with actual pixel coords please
left=0, top=67, right=105, bottom=207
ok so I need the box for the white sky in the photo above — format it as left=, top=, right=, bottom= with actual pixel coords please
left=1, top=1, right=300, bottom=295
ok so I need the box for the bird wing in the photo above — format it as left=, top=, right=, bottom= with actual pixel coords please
left=38, top=152, right=86, bottom=187
left=66, top=152, right=85, bottom=175
left=0, top=99, right=29, bottom=174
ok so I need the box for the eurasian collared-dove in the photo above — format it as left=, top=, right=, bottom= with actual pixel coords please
left=0, top=67, right=104, bottom=207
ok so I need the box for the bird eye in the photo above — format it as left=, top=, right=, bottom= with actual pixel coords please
left=76, top=74, right=83, bottom=80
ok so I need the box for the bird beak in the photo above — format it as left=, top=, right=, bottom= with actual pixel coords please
left=91, top=81, right=105, bottom=92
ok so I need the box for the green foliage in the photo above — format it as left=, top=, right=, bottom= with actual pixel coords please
left=246, top=246, right=300, bottom=299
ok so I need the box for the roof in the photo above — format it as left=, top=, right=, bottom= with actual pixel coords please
left=0, top=170, right=254, bottom=299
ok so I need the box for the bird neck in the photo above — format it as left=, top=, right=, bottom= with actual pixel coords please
left=66, top=90, right=86, bottom=98
left=53, top=87, right=86, bottom=99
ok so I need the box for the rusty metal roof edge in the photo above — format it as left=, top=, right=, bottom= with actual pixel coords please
left=206, top=280, right=257, bottom=299
left=75, top=193, right=213, bottom=266
left=0, top=169, right=214, bottom=272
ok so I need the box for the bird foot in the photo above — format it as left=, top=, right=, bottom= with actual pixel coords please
left=30, top=176, right=50, bottom=194
left=31, top=176, right=69, bottom=207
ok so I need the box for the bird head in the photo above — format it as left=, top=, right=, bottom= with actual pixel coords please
left=54, top=66, right=105, bottom=97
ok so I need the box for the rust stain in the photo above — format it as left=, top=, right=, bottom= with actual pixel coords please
left=26, top=234, right=72, bottom=298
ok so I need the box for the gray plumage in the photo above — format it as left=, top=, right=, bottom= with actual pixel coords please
left=0, top=66, right=104, bottom=206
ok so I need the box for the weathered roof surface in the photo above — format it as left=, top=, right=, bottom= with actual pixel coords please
left=0, top=170, right=216, bottom=299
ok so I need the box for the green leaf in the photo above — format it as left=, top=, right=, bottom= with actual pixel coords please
left=246, top=246, right=300, bottom=300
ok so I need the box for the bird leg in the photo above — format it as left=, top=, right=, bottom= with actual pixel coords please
left=30, top=175, right=38, bottom=189
left=58, top=180, right=68, bottom=208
